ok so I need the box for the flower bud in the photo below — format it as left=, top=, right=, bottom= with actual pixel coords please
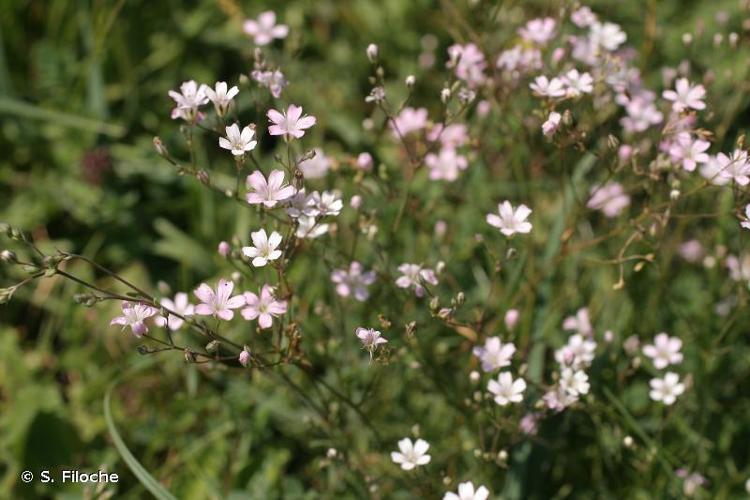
left=239, top=347, right=251, bottom=367
left=206, top=340, right=220, bottom=352
left=366, top=43, right=378, bottom=62
left=356, top=152, right=373, bottom=171
left=405, top=75, right=416, bottom=89
left=350, top=195, right=362, bottom=209
left=504, top=309, right=520, bottom=331
left=197, top=170, right=210, bottom=185
left=153, top=136, right=168, bottom=157
left=218, top=241, right=231, bottom=257
left=0, top=250, right=17, bottom=263
left=440, top=87, right=451, bottom=103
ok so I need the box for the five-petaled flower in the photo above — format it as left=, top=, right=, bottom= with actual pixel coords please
left=205, top=81, right=239, bottom=116
left=268, top=104, right=316, bottom=139
left=331, top=262, right=377, bottom=301
left=242, top=229, right=283, bottom=267
left=391, top=438, right=431, bottom=470
left=642, top=333, right=683, bottom=369
left=488, top=372, right=526, bottom=405
left=355, top=327, right=388, bottom=360
left=486, top=201, right=533, bottom=237
left=472, top=337, right=516, bottom=372
left=194, top=279, right=245, bottom=321
left=649, top=372, right=686, bottom=405
left=241, top=285, right=288, bottom=329
left=246, top=170, right=296, bottom=207
left=110, top=301, right=158, bottom=337
left=663, top=78, right=706, bottom=113
left=395, top=263, right=438, bottom=297
left=243, top=11, right=289, bottom=46
left=154, top=292, right=194, bottom=331
left=219, top=124, right=257, bottom=156
left=443, top=481, right=490, bottom=500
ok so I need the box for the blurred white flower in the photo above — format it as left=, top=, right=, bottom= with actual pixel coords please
left=391, top=438, right=431, bottom=470
left=473, top=337, right=516, bottom=372
left=443, top=481, right=490, bottom=500
left=488, top=372, right=526, bottom=405
left=649, top=372, right=685, bottom=405
left=642, top=333, right=683, bottom=369
left=486, top=201, right=533, bottom=237
left=243, top=11, right=288, bottom=45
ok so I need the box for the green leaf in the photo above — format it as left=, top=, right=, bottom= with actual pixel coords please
left=104, top=380, right=177, bottom=500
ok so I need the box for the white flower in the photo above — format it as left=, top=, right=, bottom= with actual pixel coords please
left=309, top=190, right=343, bottom=217
left=589, top=22, right=627, bottom=51
left=530, top=75, right=566, bottom=98
left=205, top=81, right=239, bottom=116
left=426, top=148, right=469, bottom=181
left=560, top=368, right=590, bottom=396
left=296, top=215, right=329, bottom=239
left=168, top=80, right=208, bottom=121
left=154, top=292, right=194, bottom=331
left=716, top=149, right=750, bottom=185
left=488, top=372, right=526, bottom=405
left=555, top=334, right=596, bottom=369
left=486, top=201, right=533, bottom=237
left=649, top=372, right=686, bottom=405
left=472, top=337, right=516, bottom=372
left=642, top=333, right=683, bottom=369
left=562, top=69, right=594, bottom=97
left=391, top=438, right=431, bottom=470
left=662, top=78, right=706, bottom=112
left=443, top=481, right=490, bottom=500
left=219, top=124, right=257, bottom=156
left=242, top=229, right=283, bottom=267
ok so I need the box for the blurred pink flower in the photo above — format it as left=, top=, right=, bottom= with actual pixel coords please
left=586, top=182, right=630, bottom=217
left=154, top=292, right=194, bottom=331
left=243, top=11, right=288, bottom=45
left=518, top=17, right=556, bottom=45
left=395, top=263, right=438, bottom=297
left=426, top=148, right=468, bottom=182
left=486, top=201, right=533, bottom=237
left=472, top=337, right=516, bottom=372
left=663, top=78, right=706, bottom=112
left=331, top=262, right=377, bottom=301
left=390, top=107, right=428, bottom=137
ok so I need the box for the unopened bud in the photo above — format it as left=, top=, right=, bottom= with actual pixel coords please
left=607, top=134, right=620, bottom=151
left=153, top=136, right=168, bottom=157
left=441, top=87, right=451, bottom=103
left=0, top=250, right=17, bottom=263
left=197, top=170, right=210, bottom=185
left=366, top=43, right=378, bottom=62
left=405, top=75, right=416, bottom=89
left=184, top=349, right=197, bottom=363
left=206, top=340, right=220, bottom=352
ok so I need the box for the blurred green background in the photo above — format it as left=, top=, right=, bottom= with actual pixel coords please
left=2, top=0, right=750, bottom=498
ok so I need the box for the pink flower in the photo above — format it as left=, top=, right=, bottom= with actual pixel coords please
left=486, top=201, right=533, bottom=237
left=447, top=43, right=486, bottom=88
left=355, top=327, right=388, bottom=360
left=473, top=337, right=516, bottom=372
left=243, top=11, right=288, bottom=45
left=563, top=308, right=593, bottom=337
left=331, top=262, right=377, bottom=301
left=668, top=132, right=710, bottom=171
left=246, top=169, right=296, bottom=207
left=427, top=123, right=469, bottom=150
left=426, top=148, right=468, bottom=182
left=194, top=279, right=245, bottom=321
left=504, top=309, right=520, bottom=331
left=298, top=148, right=331, bottom=178
left=643, top=333, right=683, bottom=369
left=518, top=17, right=556, bottom=45
left=663, top=78, right=706, bottom=112
left=267, top=104, right=316, bottom=139
left=562, top=69, right=594, bottom=97
left=251, top=69, right=287, bottom=98
left=241, top=285, right=287, bottom=329
left=390, top=107, right=428, bottom=137
left=586, top=182, right=630, bottom=217
left=110, top=301, right=158, bottom=337
left=716, top=149, right=750, bottom=185
left=154, top=292, right=194, bottom=331
left=395, top=263, right=439, bottom=297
